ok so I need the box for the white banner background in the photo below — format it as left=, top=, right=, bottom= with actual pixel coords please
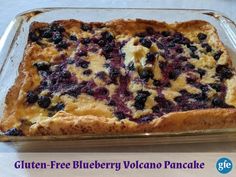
left=0, top=153, right=235, bottom=177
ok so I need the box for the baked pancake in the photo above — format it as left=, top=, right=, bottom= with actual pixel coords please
left=1, top=19, right=236, bottom=136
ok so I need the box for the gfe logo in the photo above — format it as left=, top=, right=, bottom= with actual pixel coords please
left=216, top=157, right=233, bottom=174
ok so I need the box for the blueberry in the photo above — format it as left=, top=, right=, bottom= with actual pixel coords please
left=81, top=23, right=92, bottom=31
left=4, top=128, right=23, bottom=136
left=77, top=50, right=87, bottom=56
left=174, top=96, right=183, bottom=103
left=67, top=59, right=75, bottom=64
left=114, top=111, right=126, bottom=120
left=78, top=60, right=90, bottom=69
left=213, top=50, right=223, bottom=61
left=212, top=97, right=224, bottom=107
left=42, top=29, right=53, bottom=38
left=180, top=37, right=191, bottom=45
left=81, top=62, right=89, bottom=69
left=210, top=83, right=222, bottom=92
left=103, top=63, right=110, bottom=68
left=103, top=44, right=113, bottom=53
left=29, top=32, right=40, bottom=42
left=178, top=56, right=187, bottom=61
left=152, top=105, right=160, bottom=113
left=134, top=90, right=151, bottom=110
left=108, top=99, right=116, bottom=106
left=196, top=68, right=206, bottom=77
left=96, top=71, right=107, bottom=80
left=202, top=43, right=212, bottom=52
left=26, top=91, right=38, bottom=104
left=98, top=39, right=106, bottom=47
left=159, top=61, right=167, bottom=70
left=153, top=79, right=161, bottom=86
left=83, top=69, right=92, bottom=75
left=49, top=102, right=65, bottom=112
left=101, top=31, right=114, bottom=42
left=146, top=52, right=155, bottom=63
left=139, top=38, right=152, bottom=48
left=58, top=26, right=65, bottom=33
left=186, top=63, right=195, bottom=69
left=51, top=24, right=65, bottom=33
left=139, top=69, right=154, bottom=81
left=60, top=70, right=71, bottom=78
left=154, top=96, right=172, bottom=108
left=137, top=115, right=154, bottom=123
left=33, top=62, right=50, bottom=71
left=190, top=53, right=199, bottom=59
left=127, top=62, right=135, bottom=71
left=216, top=65, right=233, bottom=80
left=197, top=33, right=207, bottom=41
left=167, top=42, right=175, bottom=48
left=40, top=80, right=48, bottom=88
left=39, top=71, right=49, bottom=78
left=56, top=41, right=68, bottom=49
left=194, top=92, right=208, bottom=101
left=52, top=32, right=62, bottom=44
left=168, top=69, right=180, bottom=80
left=186, top=76, right=196, bottom=84
left=180, top=89, right=189, bottom=96
left=156, top=42, right=164, bottom=49
left=96, top=87, right=109, bottom=96
left=172, top=33, right=182, bottom=43
left=80, top=38, right=91, bottom=44
left=161, top=31, right=170, bottom=37
left=65, top=85, right=81, bottom=97
left=188, top=45, right=197, bottom=52
left=109, top=67, right=120, bottom=79
left=163, top=81, right=171, bottom=87
left=176, top=48, right=183, bottom=53
left=38, top=96, right=51, bottom=108
left=200, top=85, right=209, bottom=92
left=70, top=35, right=77, bottom=41
left=50, top=24, right=57, bottom=31
left=137, top=90, right=151, bottom=99
left=134, top=101, right=145, bottom=110
left=124, top=90, right=131, bottom=97
left=86, top=89, right=94, bottom=95
left=91, top=37, right=99, bottom=43
left=54, top=102, right=65, bottom=111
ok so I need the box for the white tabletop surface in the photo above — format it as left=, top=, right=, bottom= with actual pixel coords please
left=0, top=0, right=235, bottom=37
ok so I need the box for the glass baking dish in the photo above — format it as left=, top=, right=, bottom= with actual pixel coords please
left=0, top=8, right=236, bottom=151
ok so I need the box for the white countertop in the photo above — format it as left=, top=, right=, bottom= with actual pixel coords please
left=0, top=0, right=235, bottom=36
left=0, top=2, right=236, bottom=177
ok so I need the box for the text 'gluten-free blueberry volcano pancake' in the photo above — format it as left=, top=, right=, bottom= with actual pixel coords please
left=1, top=19, right=236, bottom=136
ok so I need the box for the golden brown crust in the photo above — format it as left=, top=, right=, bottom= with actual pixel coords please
left=29, top=109, right=236, bottom=135
left=0, top=63, right=25, bottom=131
left=1, top=19, right=236, bottom=136
left=155, top=108, right=236, bottom=132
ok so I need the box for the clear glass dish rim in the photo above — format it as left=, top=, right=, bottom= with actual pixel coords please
left=1, top=128, right=236, bottom=143
left=14, top=7, right=236, bottom=24
left=0, top=7, right=236, bottom=142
